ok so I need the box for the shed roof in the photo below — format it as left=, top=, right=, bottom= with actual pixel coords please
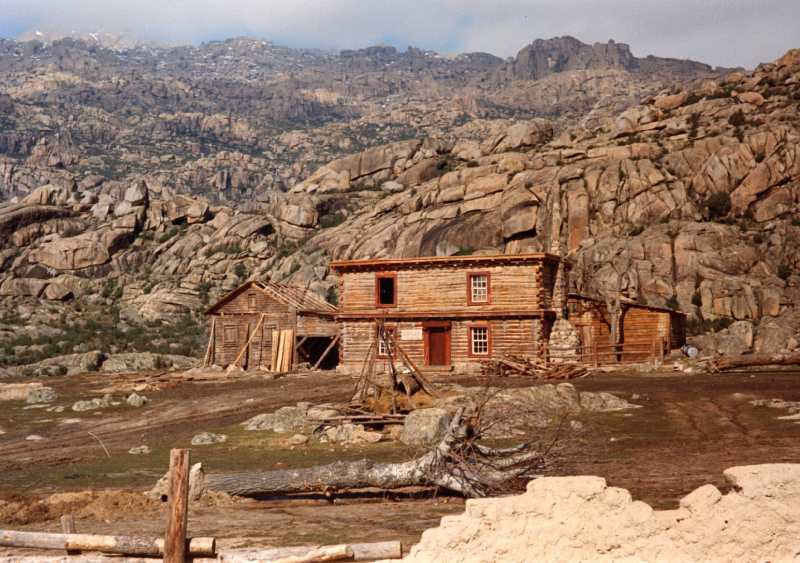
left=330, top=252, right=561, bottom=273
left=568, top=293, right=687, bottom=316
left=203, top=281, right=337, bottom=315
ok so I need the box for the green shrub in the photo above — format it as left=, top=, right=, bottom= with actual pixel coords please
left=456, top=246, right=474, bottom=256
left=728, top=109, right=746, bottom=128
left=326, top=286, right=338, bottom=307
left=778, top=263, right=791, bottom=280
left=62, top=226, right=84, bottom=238
left=665, top=296, right=679, bottom=310
left=320, top=211, right=347, bottom=229
left=691, top=292, right=702, bottom=307
left=706, top=191, right=732, bottom=219
left=234, top=263, right=247, bottom=279
left=56, top=365, right=68, bottom=376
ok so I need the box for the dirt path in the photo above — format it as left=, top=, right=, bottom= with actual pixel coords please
left=1, top=369, right=799, bottom=553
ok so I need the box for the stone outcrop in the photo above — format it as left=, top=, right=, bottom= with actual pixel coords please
left=393, top=464, right=800, bottom=563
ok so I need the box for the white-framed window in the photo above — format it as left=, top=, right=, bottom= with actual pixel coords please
left=377, top=326, right=396, bottom=358
left=470, top=274, right=488, bottom=303
left=470, top=326, right=490, bottom=356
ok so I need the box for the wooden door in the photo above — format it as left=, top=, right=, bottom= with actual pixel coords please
left=261, top=322, right=278, bottom=368
left=426, top=327, right=450, bottom=366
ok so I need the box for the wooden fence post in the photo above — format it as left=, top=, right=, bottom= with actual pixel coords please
left=164, top=449, right=190, bottom=563
left=60, top=516, right=80, bottom=556
left=593, top=341, right=599, bottom=368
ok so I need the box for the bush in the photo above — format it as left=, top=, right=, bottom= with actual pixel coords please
left=62, top=226, right=84, bottom=238
left=706, top=191, right=732, bottom=219
left=778, top=263, right=791, bottom=280
left=665, top=296, right=679, bottom=310
left=320, top=211, right=346, bottom=229
left=691, top=292, right=702, bottom=307
left=728, top=109, right=746, bottom=128
left=456, top=246, right=474, bottom=256
left=466, top=160, right=479, bottom=168
left=234, top=263, right=247, bottom=280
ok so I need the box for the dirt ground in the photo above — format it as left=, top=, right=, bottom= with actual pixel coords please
left=1, top=367, right=799, bottom=556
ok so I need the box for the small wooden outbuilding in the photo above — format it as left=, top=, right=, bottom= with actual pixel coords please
left=566, top=294, right=686, bottom=360
left=203, top=281, right=339, bottom=370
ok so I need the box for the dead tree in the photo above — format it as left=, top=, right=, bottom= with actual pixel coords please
left=202, top=379, right=578, bottom=499
left=586, top=237, right=634, bottom=346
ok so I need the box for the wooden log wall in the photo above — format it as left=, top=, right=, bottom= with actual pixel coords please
left=296, top=313, right=338, bottom=336
left=340, top=319, right=544, bottom=369
left=339, top=262, right=552, bottom=315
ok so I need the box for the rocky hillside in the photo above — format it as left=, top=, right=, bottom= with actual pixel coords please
left=0, top=34, right=723, bottom=211
left=2, top=41, right=798, bottom=374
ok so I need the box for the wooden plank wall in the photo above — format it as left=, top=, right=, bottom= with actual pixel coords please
left=340, top=262, right=551, bottom=315
left=340, top=319, right=543, bottom=369
left=296, top=313, right=338, bottom=336
left=211, top=289, right=294, bottom=368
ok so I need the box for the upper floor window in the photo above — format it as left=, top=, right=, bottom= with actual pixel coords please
left=247, top=293, right=257, bottom=309
left=376, top=274, right=397, bottom=308
left=467, top=272, right=491, bottom=305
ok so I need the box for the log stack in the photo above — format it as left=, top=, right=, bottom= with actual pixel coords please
left=479, top=354, right=590, bottom=380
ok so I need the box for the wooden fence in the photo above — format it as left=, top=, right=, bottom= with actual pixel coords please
left=543, top=338, right=666, bottom=367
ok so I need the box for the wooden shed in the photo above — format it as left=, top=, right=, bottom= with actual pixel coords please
left=566, top=294, right=686, bottom=359
left=203, top=281, right=339, bottom=370
left=330, top=253, right=561, bottom=374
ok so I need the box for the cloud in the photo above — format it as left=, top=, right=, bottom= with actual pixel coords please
left=0, top=0, right=796, bottom=68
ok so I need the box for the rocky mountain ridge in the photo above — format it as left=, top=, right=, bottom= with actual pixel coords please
left=0, top=33, right=724, bottom=212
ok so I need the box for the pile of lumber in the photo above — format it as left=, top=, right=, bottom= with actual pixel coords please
left=479, top=354, right=591, bottom=380
left=270, top=329, right=295, bottom=372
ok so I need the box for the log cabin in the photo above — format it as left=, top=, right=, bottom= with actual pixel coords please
left=566, top=294, right=687, bottom=361
left=330, top=253, right=562, bottom=373
left=203, top=281, right=338, bottom=370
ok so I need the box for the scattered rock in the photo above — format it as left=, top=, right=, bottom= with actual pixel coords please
left=26, top=387, right=58, bottom=403
left=243, top=406, right=309, bottom=433
left=128, top=446, right=151, bottom=455
left=147, top=462, right=204, bottom=501
left=26, top=435, right=43, bottom=441
left=72, top=398, right=108, bottom=411
left=126, top=393, right=146, bottom=407
left=191, top=432, right=227, bottom=445
left=0, top=382, right=43, bottom=401
left=401, top=408, right=451, bottom=446
left=289, top=434, right=309, bottom=445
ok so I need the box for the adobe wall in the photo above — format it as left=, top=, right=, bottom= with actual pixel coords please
left=388, top=464, right=800, bottom=563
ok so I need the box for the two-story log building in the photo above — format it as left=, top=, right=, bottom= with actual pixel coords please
left=330, top=253, right=562, bottom=373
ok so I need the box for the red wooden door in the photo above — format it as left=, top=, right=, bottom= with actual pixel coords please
left=427, top=327, right=450, bottom=366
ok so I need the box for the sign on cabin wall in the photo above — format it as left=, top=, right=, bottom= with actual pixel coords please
left=401, top=329, right=423, bottom=341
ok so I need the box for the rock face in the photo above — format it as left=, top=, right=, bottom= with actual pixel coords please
left=243, top=405, right=309, bottom=433
left=399, top=464, right=800, bottom=563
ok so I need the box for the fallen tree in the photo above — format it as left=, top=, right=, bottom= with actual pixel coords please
left=708, top=352, right=800, bottom=372
left=200, top=381, right=579, bottom=499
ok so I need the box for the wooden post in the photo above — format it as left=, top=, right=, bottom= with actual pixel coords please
left=271, top=330, right=280, bottom=371
left=543, top=342, right=548, bottom=367
left=61, top=515, right=80, bottom=556
left=649, top=340, right=655, bottom=365
left=164, top=449, right=190, bottom=563
left=593, top=341, right=598, bottom=368
left=659, top=336, right=665, bottom=363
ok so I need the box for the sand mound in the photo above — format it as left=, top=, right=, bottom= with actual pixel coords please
left=0, top=490, right=159, bottom=525
left=391, top=464, right=800, bottom=563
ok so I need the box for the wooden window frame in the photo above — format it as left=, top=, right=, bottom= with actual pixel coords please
left=222, top=324, right=238, bottom=347
left=467, top=324, right=492, bottom=358
left=376, top=324, right=397, bottom=359
left=247, top=293, right=257, bottom=309
left=375, top=273, right=398, bottom=308
left=467, top=272, right=491, bottom=306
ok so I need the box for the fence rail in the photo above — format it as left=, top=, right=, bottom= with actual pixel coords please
left=543, top=338, right=665, bottom=367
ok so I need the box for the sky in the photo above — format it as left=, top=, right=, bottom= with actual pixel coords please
left=0, top=0, right=796, bottom=70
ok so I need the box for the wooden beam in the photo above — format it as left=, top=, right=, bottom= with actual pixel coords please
left=312, top=335, right=340, bottom=371
left=0, top=531, right=214, bottom=557
left=294, top=336, right=309, bottom=352
left=163, top=449, right=191, bottom=563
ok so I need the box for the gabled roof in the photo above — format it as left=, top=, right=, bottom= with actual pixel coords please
left=330, top=253, right=561, bottom=273
left=203, top=281, right=338, bottom=315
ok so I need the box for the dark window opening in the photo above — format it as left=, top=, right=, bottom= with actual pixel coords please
left=376, top=275, right=396, bottom=307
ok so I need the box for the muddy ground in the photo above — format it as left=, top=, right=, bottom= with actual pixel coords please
left=1, top=367, right=799, bottom=556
